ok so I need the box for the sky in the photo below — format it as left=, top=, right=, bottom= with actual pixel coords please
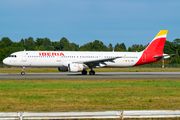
left=0, top=0, right=180, bottom=48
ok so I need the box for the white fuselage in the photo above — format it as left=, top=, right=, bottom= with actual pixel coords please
left=3, top=51, right=143, bottom=68
left=2, top=30, right=169, bottom=75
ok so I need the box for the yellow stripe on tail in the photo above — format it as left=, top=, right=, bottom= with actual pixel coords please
left=154, top=30, right=168, bottom=39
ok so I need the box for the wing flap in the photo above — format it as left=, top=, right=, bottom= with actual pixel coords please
left=73, top=56, right=122, bottom=64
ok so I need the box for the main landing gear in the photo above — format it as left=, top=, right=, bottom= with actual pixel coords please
left=81, top=69, right=95, bottom=75
left=82, top=70, right=87, bottom=75
left=89, top=70, right=95, bottom=75
left=21, top=67, right=25, bottom=75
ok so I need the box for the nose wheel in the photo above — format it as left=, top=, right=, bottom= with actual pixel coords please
left=21, top=67, right=25, bottom=75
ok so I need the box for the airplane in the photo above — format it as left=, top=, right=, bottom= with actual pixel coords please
left=3, top=30, right=171, bottom=75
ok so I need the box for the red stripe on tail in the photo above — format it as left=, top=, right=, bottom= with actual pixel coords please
left=134, top=30, right=167, bottom=66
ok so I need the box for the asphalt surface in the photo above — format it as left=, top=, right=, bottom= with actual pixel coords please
left=0, top=72, right=180, bottom=79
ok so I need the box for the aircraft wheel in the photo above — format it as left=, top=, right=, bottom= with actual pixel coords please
left=21, top=71, right=25, bottom=75
left=21, top=67, right=25, bottom=75
left=82, top=70, right=87, bottom=75
left=92, top=70, right=95, bottom=75
left=89, top=70, right=95, bottom=75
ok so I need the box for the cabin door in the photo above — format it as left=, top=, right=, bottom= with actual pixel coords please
left=22, top=51, right=27, bottom=62
left=56, top=56, right=61, bottom=62
left=142, top=53, right=146, bottom=62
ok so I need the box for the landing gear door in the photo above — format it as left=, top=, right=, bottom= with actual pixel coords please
left=22, top=52, right=27, bottom=62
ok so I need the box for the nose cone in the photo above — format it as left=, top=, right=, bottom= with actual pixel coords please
left=3, top=58, right=9, bottom=65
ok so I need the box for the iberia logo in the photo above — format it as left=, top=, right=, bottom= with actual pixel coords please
left=39, top=52, right=65, bottom=56
left=60, top=53, right=64, bottom=56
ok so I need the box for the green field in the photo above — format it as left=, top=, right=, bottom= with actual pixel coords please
left=0, top=79, right=180, bottom=112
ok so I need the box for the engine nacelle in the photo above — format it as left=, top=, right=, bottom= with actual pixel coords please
left=58, top=67, right=68, bottom=72
left=68, top=63, right=84, bottom=72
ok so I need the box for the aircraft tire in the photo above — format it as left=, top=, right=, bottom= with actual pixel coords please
left=89, top=70, right=95, bottom=75
left=21, top=71, right=25, bottom=75
left=92, top=70, right=95, bottom=75
left=82, top=70, right=87, bottom=75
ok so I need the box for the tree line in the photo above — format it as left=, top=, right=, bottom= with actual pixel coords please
left=0, top=37, right=180, bottom=64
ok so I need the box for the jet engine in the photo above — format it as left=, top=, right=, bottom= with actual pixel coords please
left=58, top=67, right=68, bottom=72
left=68, top=63, right=84, bottom=72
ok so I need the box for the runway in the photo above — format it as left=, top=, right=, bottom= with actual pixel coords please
left=0, top=72, right=180, bottom=79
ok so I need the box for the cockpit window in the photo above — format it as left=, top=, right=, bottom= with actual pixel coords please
left=9, top=55, right=17, bottom=57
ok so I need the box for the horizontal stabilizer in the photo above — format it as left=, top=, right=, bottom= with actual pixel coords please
left=154, top=54, right=175, bottom=59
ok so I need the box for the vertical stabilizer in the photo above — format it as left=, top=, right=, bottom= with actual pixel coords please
left=135, top=30, right=168, bottom=66
left=144, top=30, right=168, bottom=54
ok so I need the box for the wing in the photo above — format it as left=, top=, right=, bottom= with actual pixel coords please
left=73, top=56, right=122, bottom=68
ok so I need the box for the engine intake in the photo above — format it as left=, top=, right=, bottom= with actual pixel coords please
left=58, top=67, right=68, bottom=72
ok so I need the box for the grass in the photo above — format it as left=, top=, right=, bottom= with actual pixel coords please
left=0, top=79, right=180, bottom=112
left=1, top=67, right=180, bottom=73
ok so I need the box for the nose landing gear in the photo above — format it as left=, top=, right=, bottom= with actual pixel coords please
left=21, top=67, right=25, bottom=75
